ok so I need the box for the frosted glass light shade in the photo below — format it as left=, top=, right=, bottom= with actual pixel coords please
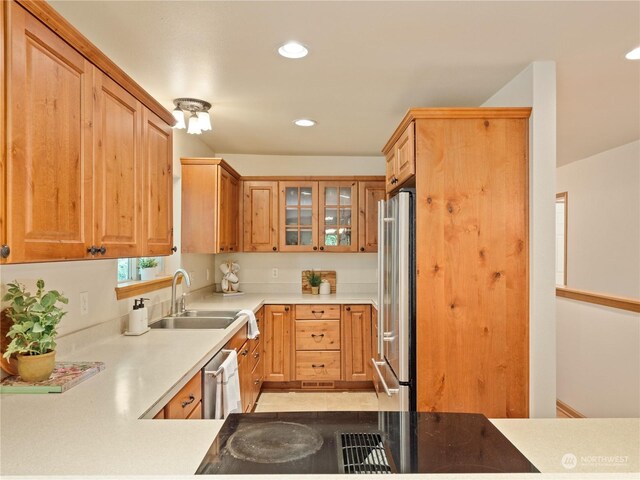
left=172, top=107, right=186, bottom=129
left=187, top=112, right=201, bottom=134
left=197, top=111, right=212, bottom=131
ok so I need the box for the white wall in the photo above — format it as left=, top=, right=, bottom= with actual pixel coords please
left=482, top=61, right=558, bottom=418
left=217, top=153, right=385, bottom=177
left=215, top=253, right=377, bottom=294
left=555, top=140, right=640, bottom=418
left=0, top=129, right=217, bottom=339
left=556, top=140, right=640, bottom=298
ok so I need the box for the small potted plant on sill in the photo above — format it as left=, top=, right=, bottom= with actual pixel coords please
left=306, top=270, right=322, bottom=295
left=138, top=257, right=159, bottom=281
left=2, top=279, right=68, bottom=382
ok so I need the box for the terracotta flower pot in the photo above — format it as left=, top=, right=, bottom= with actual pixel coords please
left=311, top=286, right=319, bottom=295
left=17, top=350, right=56, bottom=382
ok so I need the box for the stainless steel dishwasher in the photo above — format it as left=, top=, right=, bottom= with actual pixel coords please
left=202, top=349, right=234, bottom=419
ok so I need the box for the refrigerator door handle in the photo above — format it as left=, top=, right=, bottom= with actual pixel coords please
left=377, top=200, right=386, bottom=358
left=371, top=359, right=399, bottom=397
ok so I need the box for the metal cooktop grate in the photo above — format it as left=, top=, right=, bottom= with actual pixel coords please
left=337, top=432, right=393, bottom=474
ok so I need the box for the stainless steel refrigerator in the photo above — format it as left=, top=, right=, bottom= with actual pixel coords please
left=372, top=190, right=416, bottom=411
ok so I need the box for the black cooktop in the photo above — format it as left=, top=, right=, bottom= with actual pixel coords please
left=195, top=411, right=538, bottom=475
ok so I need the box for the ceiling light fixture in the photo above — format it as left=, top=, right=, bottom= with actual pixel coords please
left=172, top=98, right=212, bottom=134
left=278, top=41, right=308, bottom=59
left=294, top=118, right=316, bottom=127
left=625, top=46, right=640, bottom=60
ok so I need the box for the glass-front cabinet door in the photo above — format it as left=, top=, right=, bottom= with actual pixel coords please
left=319, top=181, right=358, bottom=252
left=279, top=181, right=319, bottom=252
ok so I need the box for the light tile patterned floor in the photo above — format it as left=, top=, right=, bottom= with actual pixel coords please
left=254, top=391, right=378, bottom=413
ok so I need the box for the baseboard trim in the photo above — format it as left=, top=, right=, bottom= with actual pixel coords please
left=557, top=399, right=586, bottom=418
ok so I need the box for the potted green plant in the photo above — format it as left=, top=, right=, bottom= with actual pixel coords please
left=138, top=257, right=159, bottom=281
left=2, top=280, right=68, bottom=382
left=306, top=270, right=322, bottom=295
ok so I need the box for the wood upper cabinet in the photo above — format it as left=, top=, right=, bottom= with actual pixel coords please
left=342, top=305, right=372, bottom=381
left=218, top=167, right=239, bottom=253
left=142, top=109, right=173, bottom=256
left=5, top=2, right=93, bottom=263
left=2, top=2, right=174, bottom=264
left=384, top=122, right=415, bottom=193
left=263, top=305, right=292, bottom=381
left=318, top=181, right=358, bottom=252
left=242, top=181, right=279, bottom=252
left=358, top=181, right=385, bottom=252
left=93, top=71, right=143, bottom=258
left=279, top=181, right=318, bottom=252
left=181, top=158, right=240, bottom=254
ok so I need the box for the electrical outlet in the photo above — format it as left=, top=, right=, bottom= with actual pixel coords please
left=272, top=268, right=279, bottom=279
left=80, top=291, right=89, bottom=316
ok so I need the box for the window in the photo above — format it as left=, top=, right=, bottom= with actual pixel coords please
left=117, top=257, right=164, bottom=283
left=555, top=192, right=568, bottom=286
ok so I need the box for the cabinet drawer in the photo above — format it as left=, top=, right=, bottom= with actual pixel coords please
left=225, top=326, right=248, bottom=352
left=164, top=371, right=202, bottom=419
left=250, top=339, right=261, bottom=371
left=186, top=401, right=202, bottom=419
left=295, top=320, right=341, bottom=351
left=295, top=304, right=341, bottom=320
left=296, top=351, right=341, bottom=380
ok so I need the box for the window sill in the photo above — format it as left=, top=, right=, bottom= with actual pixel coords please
left=115, top=276, right=182, bottom=300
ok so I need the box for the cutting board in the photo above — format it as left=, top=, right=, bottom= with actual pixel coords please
left=301, top=270, right=336, bottom=294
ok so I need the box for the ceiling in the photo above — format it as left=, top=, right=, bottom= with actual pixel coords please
left=49, top=1, right=640, bottom=166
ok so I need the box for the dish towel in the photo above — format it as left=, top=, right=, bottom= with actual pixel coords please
left=214, top=350, right=241, bottom=419
left=239, top=309, right=260, bottom=339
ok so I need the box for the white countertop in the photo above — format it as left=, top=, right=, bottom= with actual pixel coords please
left=1, top=292, right=638, bottom=477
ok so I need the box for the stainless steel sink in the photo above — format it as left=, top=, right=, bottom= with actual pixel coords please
left=149, top=315, right=236, bottom=330
left=177, top=310, right=241, bottom=318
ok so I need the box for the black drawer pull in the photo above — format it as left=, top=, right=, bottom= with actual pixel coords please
left=181, top=394, right=195, bottom=408
left=241, top=349, right=249, bottom=356
left=311, top=310, right=324, bottom=314
left=311, top=363, right=325, bottom=368
left=311, top=333, right=325, bottom=338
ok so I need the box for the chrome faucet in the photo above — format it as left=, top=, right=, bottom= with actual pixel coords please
left=170, top=268, right=192, bottom=316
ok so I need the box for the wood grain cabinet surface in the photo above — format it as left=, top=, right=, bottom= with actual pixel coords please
left=2, top=2, right=175, bottom=264
left=384, top=108, right=531, bottom=418
left=342, top=305, right=372, bottom=382
left=385, top=122, right=415, bottom=193
left=263, top=305, right=292, bottom=382
left=358, top=181, right=385, bottom=252
left=180, top=158, right=241, bottom=254
left=163, top=371, right=202, bottom=419
left=242, top=181, right=279, bottom=252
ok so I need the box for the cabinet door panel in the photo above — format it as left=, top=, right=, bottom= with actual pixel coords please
left=319, top=181, right=357, bottom=252
left=385, top=149, right=397, bottom=193
left=395, top=122, right=415, bottom=186
left=279, top=182, right=318, bottom=252
left=6, top=3, right=93, bottom=262
left=93, top=71, right=142, bottom=258
left=142, top=109, right=173, bottom=256
left=358, top=181, right=385, bottom=252
left=243, top=181, right=279, bottom=252
left=342, top=305, right=372, bottom=381
left=218, top=168, right=231, bottom=252
left=263, top=305, right=292, bottom=381
left=227, top=174, right=240, bottom=252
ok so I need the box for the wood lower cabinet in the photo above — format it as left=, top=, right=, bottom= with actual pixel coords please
left=163, top=371, right=202, bottom=419
left=295, top=351, right=341, bottom=380
left=242, top=181, right=279, bottom=252
left=181, top=158, right=241, bottom=254
left=358, top=181, right=385, bottom=252
left=342, top=305, right=372, bottom=381
left=263, top=305, right=292, bottom=382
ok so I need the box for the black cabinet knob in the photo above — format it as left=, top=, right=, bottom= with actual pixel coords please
left=346, top=306, right=351, bottom=311
left=272, top=246, right=277, bottom=251
left=360, top=247, right=365, bottom=252
left=87, top=245, right=98, bottom=255
left=172, top=246, right=178, bottom=253
left=284, top=306, right=290, bottom=312
left=98, top=245, right=106, bottom=255
left=313, top=246, right=318, bottom=251
left=319, top=246, right=324, bottom=251
left=0, top=244, right=10, bottom=259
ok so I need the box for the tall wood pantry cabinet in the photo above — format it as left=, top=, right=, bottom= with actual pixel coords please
left=383, top=108, right=532, bottom=418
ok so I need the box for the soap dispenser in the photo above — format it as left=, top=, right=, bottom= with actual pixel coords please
left=138, top=297, right=150, bottom=330
left=125, top=298, right=150, bottom=336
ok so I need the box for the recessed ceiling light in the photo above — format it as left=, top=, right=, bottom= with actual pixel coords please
left=294, top=118, right=316, bottom=127
left=625, top=46, right=640, bottom=60
left=278, top=41, right=308, bottom=59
